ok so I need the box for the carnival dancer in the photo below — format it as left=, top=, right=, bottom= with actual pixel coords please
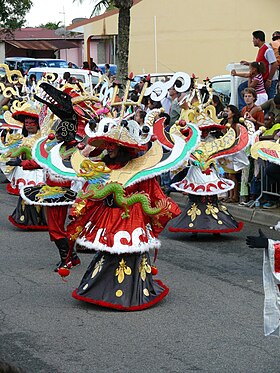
left=168, top=78, right=245, bottom=235
left=1, top=104, right=44, bottom=196
left=65, top=72, right=198, bottom=310
left=67, top=122, right=181, bottom=311
left=246, top=230, right=280, bottom=337
left=246, top=138, right=280, bottom=335
left=1, top=103, right=48, bottom=230
left=20, top=83, right=85, bottom=271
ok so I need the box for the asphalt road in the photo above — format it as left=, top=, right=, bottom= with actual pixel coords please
left=1, top=180, right=280, bottom=373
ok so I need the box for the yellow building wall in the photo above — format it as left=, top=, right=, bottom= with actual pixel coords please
left=83, top=0, right=279, bottom=82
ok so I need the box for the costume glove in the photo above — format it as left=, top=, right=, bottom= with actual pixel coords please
left=6, top=157, right=22, bottom=167
left=246, top=229, right=268, bottom=249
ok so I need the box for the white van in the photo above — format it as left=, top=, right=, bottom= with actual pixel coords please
left=27, top=67, right=99, bottom=89
left=210, top=63, right=249, bottom=107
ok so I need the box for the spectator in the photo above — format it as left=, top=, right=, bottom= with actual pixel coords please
left=221, top=105, right=244, bottom=203
left=168, top=85, right=181, bottom=125
left=260, top=112, right=280, bottom=140
left=138, top=77, right=147, bottom=92
left=238, top=88, right=264, bottom=204
left=27, top=73, right=37, bottom=88
left=134, top=108, right=146, bottom=126
left=212, top=94, right=224, bottom=115
left=59, top=71, right=71, bottom=87
left=82, top=61, right=90, bottom=70
left=104, top=63, right=111, bottom=79
left=270, top=31, right=280, bottom=87
left=240, top=87, right=264, bottom=129
left=238, top=30, right=278, bottom=110
left=63, top=71, right=70, bottom=81
left=91, top=61, right=100, bottom=73
left=250, top=93, right=280, bottom=123
left=147, top=97, right=162, bottom=112
left=232, top=61, right=268, bottom=105
left=68, top=62, right=73, bottom=68
left=259, top=111, right=280, bottom=209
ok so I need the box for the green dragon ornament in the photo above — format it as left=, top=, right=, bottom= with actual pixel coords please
left=77, top=180, right=169, bottom=219
left=76, top=159, right=169, bottom=219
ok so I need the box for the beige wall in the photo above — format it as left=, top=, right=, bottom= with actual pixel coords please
left=83, top=0, right=280, bottom=82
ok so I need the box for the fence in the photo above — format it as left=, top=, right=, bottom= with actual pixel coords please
left=251, top=161, right=280, bottom=208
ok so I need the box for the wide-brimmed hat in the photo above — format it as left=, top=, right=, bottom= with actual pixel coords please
left=87, top=125, right=147, bottom=151
left=11, top=102, right=39, bottom=123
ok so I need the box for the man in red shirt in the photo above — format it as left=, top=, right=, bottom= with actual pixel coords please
left=238, top=30, right=278, bottom=110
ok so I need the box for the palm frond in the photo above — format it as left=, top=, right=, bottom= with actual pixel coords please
left=90, top=0, right=111, bottom=17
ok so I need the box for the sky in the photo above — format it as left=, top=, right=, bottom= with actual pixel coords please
left=24, top=0, right=95, bottom=27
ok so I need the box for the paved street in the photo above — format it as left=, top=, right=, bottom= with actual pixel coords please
left=1, top=182, right=280, bottom=373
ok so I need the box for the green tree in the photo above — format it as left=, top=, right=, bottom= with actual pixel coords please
left=38, top=21, right=63, bottom=30
left=0, top=0, right=33, bottom=33
left=73, top=0, right=133, bottom=88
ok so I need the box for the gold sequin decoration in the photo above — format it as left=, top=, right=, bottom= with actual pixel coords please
left=189, top=223, right=194, bottom=227
left=139, top=256, right=151, bottom=281
left=187, top=203, right=201, bottom=222
left=218, top=220, right=223, bottom=225
left=115, top=258, right=132, bottom=284
left=21, top=199, right=25, bottom=212
left=218, top=204, right=229, bottom=215
left=116, top=290, right=123, bottom=297
left=83, top=284, right=89, bottom=290
left=205, top=203, right=219, bottom=220
left=20, top=215, right=25, bottom=222
left=91, top=256, right=105, bottom=279
left=143, top=289, right=149, bottom=296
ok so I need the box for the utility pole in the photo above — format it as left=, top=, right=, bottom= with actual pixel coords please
left=59, top=6, right=67, bottom=60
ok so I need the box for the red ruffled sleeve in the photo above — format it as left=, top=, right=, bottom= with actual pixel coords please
left=126, top=177, right=181, bottom=236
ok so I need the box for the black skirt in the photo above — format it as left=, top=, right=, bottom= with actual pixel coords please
left=72, top=250, right=169, bottom=311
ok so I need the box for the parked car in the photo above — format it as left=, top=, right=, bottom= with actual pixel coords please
left=4, top=57, right=36, bottom=72
left=27, top=67, right=99, bottom=88
left=4, top=57, right=78, bottom=74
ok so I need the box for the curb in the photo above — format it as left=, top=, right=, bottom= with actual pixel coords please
left=169, top=192, right=280, bottom=228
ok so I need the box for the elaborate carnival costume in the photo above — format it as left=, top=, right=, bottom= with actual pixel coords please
left=57, top=72, right=199, bottom=310
left=0, top=67, right=45, bottom=196
left=168, top=78, right=248, bottom=234
left=0, top=100, right=48, bottom=230
left=247, top=229, right=280, bottom=337
left=20, top=82, right=90, bottom=271
left=247, top=139, right=280, bottom=336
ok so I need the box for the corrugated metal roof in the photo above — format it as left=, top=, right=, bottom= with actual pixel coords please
left=8, top=27, right=83, bottom=40
left=5, top=39, right=80, bottom=50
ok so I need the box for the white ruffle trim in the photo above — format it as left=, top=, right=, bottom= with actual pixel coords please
left=76, top=236, right=161, bottom=254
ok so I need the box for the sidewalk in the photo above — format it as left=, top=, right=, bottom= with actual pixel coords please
left=169, top=192, right=280, bottom=228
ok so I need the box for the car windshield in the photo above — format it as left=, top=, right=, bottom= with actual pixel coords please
left=5, top=61, right=17, bottom=69
left=210, top=80, right=231, bottom=105
left=19, top=61, right=37, bottom=72
left=43, top=61, right=68, bottom=68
